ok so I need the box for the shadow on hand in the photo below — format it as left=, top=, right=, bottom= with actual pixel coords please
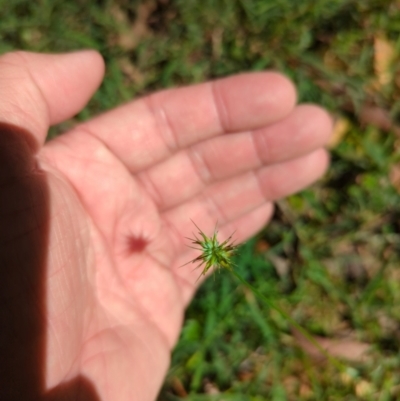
left=0, top=123, right=100, bottom=401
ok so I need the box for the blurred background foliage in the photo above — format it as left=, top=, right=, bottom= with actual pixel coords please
left=2, top=0, right=400, bottom=399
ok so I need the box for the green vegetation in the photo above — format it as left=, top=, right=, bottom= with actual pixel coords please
left=2, top=0, right=400, bottom=399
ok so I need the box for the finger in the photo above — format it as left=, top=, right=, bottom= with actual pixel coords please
left=0, top=50, right=104, bottom=149
left=205, top=148, right=329, bottom=219
left=218, top=203, right=275, bottom=244
left=164, top=148, right=328, bottom=243
left=138, top=105, right=332, bottom=210
left=75, top=72, right=297, bottom=172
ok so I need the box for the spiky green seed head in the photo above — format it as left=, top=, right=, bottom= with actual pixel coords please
left=182, top=220, right=238, bottom=281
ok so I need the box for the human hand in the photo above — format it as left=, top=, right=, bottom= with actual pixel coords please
left=0, top=50, right=332, bottom=401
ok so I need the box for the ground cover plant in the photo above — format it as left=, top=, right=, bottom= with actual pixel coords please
left=2, top=0, right=400, bottom=399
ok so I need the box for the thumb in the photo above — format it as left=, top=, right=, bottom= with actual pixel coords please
left=0, top=50, right=105, bottom=150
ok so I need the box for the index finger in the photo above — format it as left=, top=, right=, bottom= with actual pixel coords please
left=73, top=72, right=297, bottom=173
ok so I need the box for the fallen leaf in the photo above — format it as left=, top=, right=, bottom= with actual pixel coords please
left=118, top=57, right=145, bottom=86
left=374, top=34, right=395, bottom=88
left=389, top=163, right=400, bottom=192
left=211, top=27, right=224, bottom=59
left=267, top=254, right=290, bottom=278
left=358, top=105, right=400, bottom=135
left=204, top=380, right=220, bottom=395
left=355, top=380, right=374, bottom=398
left=238, top=356, right=254, bottom=381
left=111, top=2, right=156, bottom=50
left=328, top=116, right=350, bottom=148
left=299, top=382, right=313, bottom=398
left=283, top=376, right=299, bottom=395
left=170, top=376, right=187, bottom=397
left=359, top=105, right=392, bottom=130
left=292, top=328, right=371, bottom=363
left=391, top=384, right=400, bottom=397
left=255, top=239, right=270, bottom=253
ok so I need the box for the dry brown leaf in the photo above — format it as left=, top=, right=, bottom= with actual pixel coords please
left=255, top=239, right=270, bottom=253
left=211, top=27, right=224, bottom=59
left=237, top=370, right=254, bottom=382
left=328, top=116, right=350, bottom=148
left=170, top=377, right=187, bottom=397
left=111, top=2, right=156, bottom=50
left=267, top=254, right=290, bottom=278
left=282, top=376, right=299, bottom=395
left=391, top=384, right=400, bottom=397
left=358, top=105, right=400, bottom=135
left=359, top=105, right=392, bottom=130
left=204, top=380, right=220, bottom=395
left=390, top=163, right=400, bottom=192
left=374, top=35, right=395, bottom=88
left=355, top=380, right=374, bottom=398
left=292, top=328, right=370, bottom=363
left=299, top=382, right=313, bottom=398
left=118, top=57, right=145, bottom=85
left=238, top=357, right=255, bottom=382
left=110, top=4, right=128, bottom=25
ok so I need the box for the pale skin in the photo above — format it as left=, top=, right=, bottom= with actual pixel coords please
left=0, top=50, right=332, bottom=401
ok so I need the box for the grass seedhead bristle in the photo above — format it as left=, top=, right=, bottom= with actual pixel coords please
left=181, top=221, right=238, bottom=281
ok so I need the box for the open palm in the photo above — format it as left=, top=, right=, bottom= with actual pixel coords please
left=0, top=51, right=332, bottom=401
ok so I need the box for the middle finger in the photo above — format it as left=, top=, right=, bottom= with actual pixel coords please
left=137, top=105, right=332, bottom=210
